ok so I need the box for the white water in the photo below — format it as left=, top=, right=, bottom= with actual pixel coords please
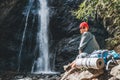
left=31, top=0, right=52, bottom=73
left=18, top=0, right=33, bottom=72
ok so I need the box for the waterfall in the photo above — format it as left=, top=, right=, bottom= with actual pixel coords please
left=18, top=0, right=58, bottom=74
left=36, top=0, right=50, bottom=72
left=17, top=0, right=33, bottom=72
left=31, top=0, right=54, bottom=74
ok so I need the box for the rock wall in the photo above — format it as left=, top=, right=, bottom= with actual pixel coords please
left=49, top=0, right=109, bottom=72
left=0, top=0, right=31, bottom=71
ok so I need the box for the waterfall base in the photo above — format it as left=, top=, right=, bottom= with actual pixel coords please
left=31, top=71, right=60, bottom=75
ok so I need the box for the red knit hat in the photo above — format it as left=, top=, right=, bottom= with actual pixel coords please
left=79, top=22, right=89, bottom=29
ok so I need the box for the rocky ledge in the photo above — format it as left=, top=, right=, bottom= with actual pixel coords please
left=60, top=60, right=120, bottom=80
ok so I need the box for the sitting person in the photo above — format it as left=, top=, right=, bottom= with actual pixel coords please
left=71, top=22, right=100, bottom=68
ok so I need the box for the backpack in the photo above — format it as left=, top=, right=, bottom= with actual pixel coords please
left=88, top=50, right=120, bottom=70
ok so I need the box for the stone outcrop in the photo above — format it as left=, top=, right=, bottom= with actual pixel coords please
left=110, top=64, right=120, bottom=79
left=61, top=68, right=104, bottom=80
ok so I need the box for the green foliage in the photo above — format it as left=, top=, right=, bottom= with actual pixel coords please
left=106, top=36, right=120, bottom=49
left=73, top=0, right=120, bottom=21
left=73, top=0, right=120, bottom=49
left=73, top=0, right=99, bottom=20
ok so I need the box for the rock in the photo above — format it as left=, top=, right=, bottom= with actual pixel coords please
left=110, top=64, right=120, bottom=79
left=116, top=60, right=120, bottom=64
left=61, top=69, right=104, bottom=80
left=17, top=77, right=32, bottom=80
left=114, top=45, right=120, bottom=54
left=0, top=71, right=61, bottom=80
left=55, top=35, right=80, bottom=71
left=63, top=64, right=71, bottom=71
left=108, top=77, right=119, bottom=80
left=78, top=69, right=104, bottom=80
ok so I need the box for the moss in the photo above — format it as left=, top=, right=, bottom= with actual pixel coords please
left=73, top=0, right=120, bottom=21
left=106, top=36, right=120, bottom=49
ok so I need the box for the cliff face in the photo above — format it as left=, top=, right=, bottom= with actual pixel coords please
left=0, top=0, right=29, bottom=71
left=49, top=0, right=109, bottom=71
left=0, top=0, right=119, bottom=72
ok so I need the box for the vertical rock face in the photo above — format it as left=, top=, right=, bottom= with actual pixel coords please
left=0, top=0, right=30, bottom=71
left=0, top=0, right=113, bottom=72
left=48, top=0, right=83, bottom=71
left=48, top=0, right=109, bottom=72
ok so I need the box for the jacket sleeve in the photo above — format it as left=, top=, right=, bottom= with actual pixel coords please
left=78, top=32, right=93, bottom=51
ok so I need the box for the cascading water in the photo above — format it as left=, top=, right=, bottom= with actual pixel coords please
left=18, top=0, right=33, bottom=72
left=35, top=0, right=50, bottom=73
left=18, top=0, right=58, bottom=74
left=31, top=0, right=55, bottom=74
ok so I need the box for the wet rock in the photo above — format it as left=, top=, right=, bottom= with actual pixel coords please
left=16, top=77, right=32, bottom=80
left=0, top=71, right=61, bottom=80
